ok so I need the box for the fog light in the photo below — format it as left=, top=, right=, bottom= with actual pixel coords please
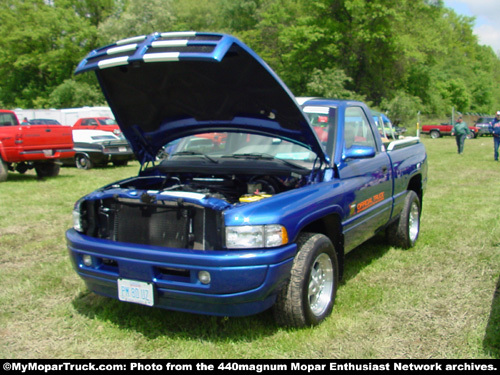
left=198, top=271, right=211, bottom=285
left=82, top=255, right=93, bottom=267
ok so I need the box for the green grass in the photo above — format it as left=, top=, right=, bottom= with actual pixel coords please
left=1, top=136, right=499, bottom=359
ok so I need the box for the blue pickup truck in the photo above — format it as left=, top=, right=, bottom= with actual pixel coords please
left=67, top=32, right=427, bottom=327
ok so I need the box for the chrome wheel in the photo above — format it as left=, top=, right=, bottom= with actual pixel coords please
left=408, top=201, right=420, bottom=243
left=308, top=253, right=334, bottom=317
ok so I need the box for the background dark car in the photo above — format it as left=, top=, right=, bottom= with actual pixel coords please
left=62, top=129, right=134, bottom=169
left=475, top=117, right=494, bottom=136
left=27, top=119, right=62, bottom=125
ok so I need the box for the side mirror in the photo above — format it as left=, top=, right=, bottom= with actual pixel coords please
left=342, top=145, right=376, bottom=160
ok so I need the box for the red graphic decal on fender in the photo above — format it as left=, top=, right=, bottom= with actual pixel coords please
left=353, top=192, right=385, bottom=214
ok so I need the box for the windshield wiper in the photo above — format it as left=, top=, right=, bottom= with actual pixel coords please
left=228, top=152, right=274, bottom=159
left=172, top=151, right=218, bottom=163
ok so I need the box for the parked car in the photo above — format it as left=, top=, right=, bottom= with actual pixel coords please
left=421, top=122, right=479, bottom=139
left=61, top=129, right=134, bottom=169
left=475, top=117, right=494, bottom=136
left=27, top=119, right=62, bottom=125
left=72, top=117, right=123, bottom=137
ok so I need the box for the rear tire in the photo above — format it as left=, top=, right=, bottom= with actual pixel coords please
left=430, top=130, right=440, bottom=139
left=75, top=154, right=93, bottom=170
left=0, top=158, right=8, bottom=182
left=273, top=233, right=338, bottom=327
left=386, top=191, right=421, bottom=249
left=35, top=162, right=60, bottom=178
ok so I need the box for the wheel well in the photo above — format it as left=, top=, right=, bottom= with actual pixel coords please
left=408, top=174, right=423, bottom=205
left=300, top=214, right=345, bottom=280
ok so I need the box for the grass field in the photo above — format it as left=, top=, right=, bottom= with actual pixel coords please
left=0, top=136, right=499, bottom=359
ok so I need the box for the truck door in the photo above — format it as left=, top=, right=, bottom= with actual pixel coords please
left=339, top=106, right=393, bottom=252
left=0, top=111, right=19, bottom=160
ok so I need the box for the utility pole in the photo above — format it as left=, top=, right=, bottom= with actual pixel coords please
left=417, top=111, right=420, bottom=137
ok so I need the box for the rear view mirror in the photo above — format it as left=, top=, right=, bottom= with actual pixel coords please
left=342, top=145, right=376, bottom=160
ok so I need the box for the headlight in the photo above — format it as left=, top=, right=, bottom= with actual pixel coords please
left=225, top=224, right=288, bottom=249
left=72, top=199, right=85, bottom=233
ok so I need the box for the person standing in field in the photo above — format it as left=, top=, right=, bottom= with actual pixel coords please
left=451, top=116, right=470, bottom=154
left=489, top=111, right=500, bottom=161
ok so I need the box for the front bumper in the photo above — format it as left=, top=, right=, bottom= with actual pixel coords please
left=66, top=229, right=296, bottom=316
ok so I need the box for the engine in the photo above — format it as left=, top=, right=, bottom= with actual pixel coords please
left=161, top=173, right=302, bottom=204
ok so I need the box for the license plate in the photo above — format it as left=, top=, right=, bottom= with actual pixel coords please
left=43, top=149, right=53, bottom=157
left=118, top=146, right=127, bottom=152
left=117, top=278, right=154, bottom=306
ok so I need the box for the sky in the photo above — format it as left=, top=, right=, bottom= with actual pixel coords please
left=444, top=0, right=500, bottom=54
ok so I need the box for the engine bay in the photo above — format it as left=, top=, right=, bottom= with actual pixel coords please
left=163, top=173, right=306, bottom=204
left=79, top=161, right=314, bottom=249
left=112, top=152, right=316, bottom=205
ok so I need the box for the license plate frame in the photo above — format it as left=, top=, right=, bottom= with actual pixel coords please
left=117, top=278, right=154, bottom=307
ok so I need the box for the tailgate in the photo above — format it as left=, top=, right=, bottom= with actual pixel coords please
left=17, top=125, right=74, bottom=161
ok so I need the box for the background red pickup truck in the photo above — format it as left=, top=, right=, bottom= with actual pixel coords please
left=421, top=122, right=479, bottom=139
left=72, top=117, right=123, bottom=137
left=0, top=109, right=74, bottom=181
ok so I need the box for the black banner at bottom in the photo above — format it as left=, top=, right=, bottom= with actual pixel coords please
left=1, top=359, right=498, bottom=374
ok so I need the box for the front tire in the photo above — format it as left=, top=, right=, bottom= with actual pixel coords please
left=273, top=233, right=338, bottom=327
left=386, top=191, right=421, bottom=249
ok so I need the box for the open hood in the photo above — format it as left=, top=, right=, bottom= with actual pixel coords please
left=75, top=32, right=329, bottom=164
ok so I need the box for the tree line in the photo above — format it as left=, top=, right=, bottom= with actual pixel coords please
left=1, top=0, right=499, bottom=127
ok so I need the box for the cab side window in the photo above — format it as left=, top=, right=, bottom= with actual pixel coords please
left=344, top=107, right=377, bottom=150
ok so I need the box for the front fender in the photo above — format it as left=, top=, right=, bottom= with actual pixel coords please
left=224, top=180, right=346, bottom=242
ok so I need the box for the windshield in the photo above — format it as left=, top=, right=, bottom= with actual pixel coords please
left=302, top=105, right=336, bottom=158
left=98, top=118, right=117, bottom=125
left=165, top=132, right=318, bottom=164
